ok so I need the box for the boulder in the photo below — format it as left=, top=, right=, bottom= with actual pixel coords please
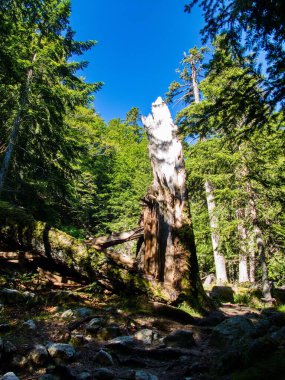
left=93, top=368, right=115, bottom=380
left=163, top=329, right=195, bottom=349
left=134, top=329, right=155, bottom=345
left=0, top=373, right=20, bottom=380
left=94, top=349, right=113, bottom=366
left=74, top=308, right=93, bottom=318
left=61, top=309, right=74, bottom=319
left=2, top=340, right=16, bottom=354
left=135, top=370, right=158, bottom=380
left=29, top=344, right=49, bottom=366
left=211, top=316, right=255, bottom=347
left=108, top=335, right=135, bottom=347
left=210, top=286, right=234, bottom=303
left=23, top=319, right=36, bottom=330
left=85, top=318, right=103, bottom=333
left=76, top=371, right=92, bottom=380
left=47, top=343, right=76, bottom=362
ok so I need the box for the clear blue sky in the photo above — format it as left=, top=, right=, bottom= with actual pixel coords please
left=70, top=0, right=204, bottom=122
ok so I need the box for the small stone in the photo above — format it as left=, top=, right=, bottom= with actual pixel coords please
left=270, top=326, right=285, bottom=343
left=29, top=344, right=49, bottom=366
left=3, top=340, right=17, bottom=354
left=23, top=319, right=36, bottom=330
left=108, top=335, right=135, bottom=346
left=47, top=343, right=76, bottom=361
left=93, top=368, right=115, bottom=380
left=76, top=371, right=92, bottom=380
left=163, top=329, right=195, bottom=348
left=0, top=372, right=20, bottom=380
left=61, top=309, right=74, bottom=319
left=74, top=308, right=93, bottom=318
left=135, top=370, right=158, bottom=380
left=94, top=349, right=113, bottom=366
left=134, top=329, right=154, bottom=344
left=39, top=374, right=60, bottom=380
left=86, top=318, right=102, bottom=332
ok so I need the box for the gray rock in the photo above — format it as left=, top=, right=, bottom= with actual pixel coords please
left=76, top=371, right=92, bottom=380
left=0, top=289, right=22, bottom=304
left=0, top=372, right=20, bottom=380
left=23, top=319, right=36, bottom=330
left=135, top=370, right=158, bottom=380
left=47, top=343, right=76, bottom=361
left=74, top=308, right=93, bottom=318
left=39, top=375, right=59, bottom=380
left=163, top=329, right=195, bottom=348
left=3, top=340, right=17, bottom=354
left=134, top=329, right=154, bottom=345
left=0, top=289, right=35, bottom=305
left=86, top=317, right=102, bottom=332
left=270, top=326, right=285, bottom=343
left=108, top=335, right=135, bottom=346
left=29, top=344, right=48, bottom=365
left=210, top=286, right=234, bottom=302
left=94, top=349, right=113, bottom=366
left=61, top=309, right=74, bottom=319
left=93, top=368, right=115, bottom=380
left=211, top=316, right=255, bottom=347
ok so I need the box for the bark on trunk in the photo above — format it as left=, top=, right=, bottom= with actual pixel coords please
left=141, top=97, right=209, bottom=308
left=249, top=195, right=271, bottom=299
left=248, top=233, right=256, bottom=283
left=0, top=54, right=36, bottom=194
left=191, top=59, right=227, bottom=285
left=204, top=179, right=228, bottom=284
left=236, top=208, right=250, bottom=283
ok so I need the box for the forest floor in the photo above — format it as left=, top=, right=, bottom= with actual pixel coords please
left=0, top=263, right=285, bottom=380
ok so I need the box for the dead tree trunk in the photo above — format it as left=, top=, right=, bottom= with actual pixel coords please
left=141, top=97, right=209, bottom=307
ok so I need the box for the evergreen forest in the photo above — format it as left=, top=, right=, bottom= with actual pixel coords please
left=0, top=1, right=285, bottom=379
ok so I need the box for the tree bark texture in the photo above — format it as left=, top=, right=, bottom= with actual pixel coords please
left=141, top=97, right=208, bottom=307
left=236, top=208, right=250, bottom=283
left=191, top=59, right=228, bottom=285
left=0, top=54, right=36, bottom=194
left=204, top=179, right=228, bottom=284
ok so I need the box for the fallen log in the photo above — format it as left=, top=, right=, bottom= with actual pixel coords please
left=85, top=227, right=144, bottom=250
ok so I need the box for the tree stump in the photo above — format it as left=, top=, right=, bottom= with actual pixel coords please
left=140, top=97, right=209, bottom=308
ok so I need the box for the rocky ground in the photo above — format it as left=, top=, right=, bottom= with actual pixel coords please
left=0, top=275, right=285, bottom=380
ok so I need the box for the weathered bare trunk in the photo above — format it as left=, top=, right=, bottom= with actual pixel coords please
left=236, top=208, right=250, bottom=283
left=141, top=97, right=209, bottom=308
left=204, top=179, right=228, bottom=284
left=0, top=54, right=36, bottom=194
left=248, top=233, right=256, bottom=283
left=249, top=195, right=271, bottom=299
left=192, top=60, right=227, bottom=284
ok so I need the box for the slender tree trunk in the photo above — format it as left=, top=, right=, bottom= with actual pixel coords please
left=204, top=179, right=228, bottom=284
left=0, top=54, right=36, bottom=195
left=248, top=232, right=256, bottom=283
left=249, top=195, right=271, bottom=299
left=236, top=208, right=250, bottom=283
left=191, top=60, right=228, bottom=284
left=141, top=97, right=210, bottom=308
